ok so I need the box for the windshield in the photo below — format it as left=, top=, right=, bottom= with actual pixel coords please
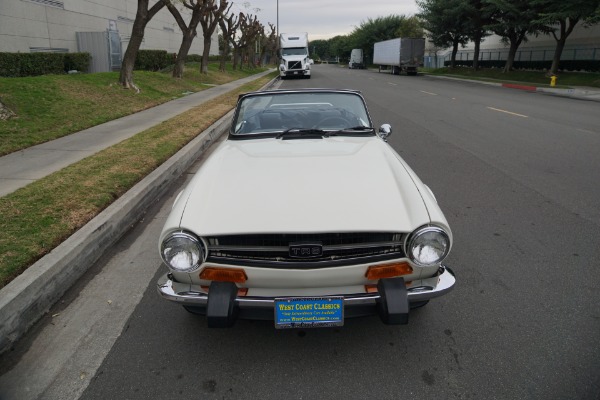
left=281, top=47, right=308, bottom=56
left=232, top=92, right=373, bottom=136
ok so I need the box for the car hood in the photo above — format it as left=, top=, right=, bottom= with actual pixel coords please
left=175, top=136, right=431, bottom=236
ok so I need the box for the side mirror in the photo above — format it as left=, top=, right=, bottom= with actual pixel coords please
left=378, top=124, right=392, bottom=141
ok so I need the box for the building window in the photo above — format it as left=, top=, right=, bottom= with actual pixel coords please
left=24, top=0, right=65, bottom=9
left=118, top=16, right=135, bottom=24
left=30, top=47, right=69, bottom=53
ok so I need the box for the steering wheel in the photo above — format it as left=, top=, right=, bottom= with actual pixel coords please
left=312, top=117, right=349, bottom=129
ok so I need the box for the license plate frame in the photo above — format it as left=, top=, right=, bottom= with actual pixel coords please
left=274, top=297, right=344, bottom=329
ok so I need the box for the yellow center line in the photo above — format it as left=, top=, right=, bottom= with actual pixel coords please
left=487, top=107, right=528, bottom=118
left=420, top=90, right=438, bottom=96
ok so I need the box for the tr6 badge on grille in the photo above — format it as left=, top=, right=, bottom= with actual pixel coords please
left=289, top=242, right=323, bottom=258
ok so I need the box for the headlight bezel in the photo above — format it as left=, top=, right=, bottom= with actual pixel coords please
left=405, top=225, right=451, bottom=267
left=160, top=231, right=207, bottom=273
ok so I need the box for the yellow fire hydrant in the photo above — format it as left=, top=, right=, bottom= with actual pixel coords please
left=550, top=75, right=557, bottom=87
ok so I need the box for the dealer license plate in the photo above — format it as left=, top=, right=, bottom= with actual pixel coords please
left=274, top=297, right=344, bottom=329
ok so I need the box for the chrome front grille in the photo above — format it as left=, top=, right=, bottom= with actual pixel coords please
left=206, top=232, right=405, bottom=268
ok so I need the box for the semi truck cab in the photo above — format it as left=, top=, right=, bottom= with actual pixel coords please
left=279, top=33, right=311, bottom=79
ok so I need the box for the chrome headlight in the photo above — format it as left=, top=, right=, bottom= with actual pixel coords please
left=405, top=226, right=450, bottom=267
left=160, top=231, right=205, bottom=272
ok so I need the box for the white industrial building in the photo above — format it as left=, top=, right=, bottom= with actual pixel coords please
left=424, top=24, right=600, bottom=68
left=0, top=0, right=219, bottom=72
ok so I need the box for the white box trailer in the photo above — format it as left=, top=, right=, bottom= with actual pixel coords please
left=373, top=38, right=425, bottom=76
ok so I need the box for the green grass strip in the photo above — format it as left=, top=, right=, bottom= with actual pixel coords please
left=0, top=63, right=266, bottom=156
left=0, top=71, right=278, bottom=288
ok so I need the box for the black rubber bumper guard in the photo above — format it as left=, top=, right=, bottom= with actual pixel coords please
left=205, top=277, right=411, bottom=328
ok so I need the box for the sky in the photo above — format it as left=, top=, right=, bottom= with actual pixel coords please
left=227, top=0, right=420, bottom=41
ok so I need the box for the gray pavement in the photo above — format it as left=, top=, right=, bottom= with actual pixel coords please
left=0, top=69, right=275, bottom=197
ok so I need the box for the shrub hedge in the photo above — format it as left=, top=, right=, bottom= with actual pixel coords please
left=444, top=59, right=600, bottom=72
left=63, top=53, right=91, bottom=72
left=0, top=52, right=90, bottom=77
left=1, top=50, right=230, bottom=76
left=134, top=50, right=170, bottom=71
left=184, top=54, right=223, bottom=62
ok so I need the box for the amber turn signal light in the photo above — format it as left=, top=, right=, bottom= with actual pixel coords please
left=199, top=267, right=247, bottom=283
left=365, top=262, right=413, bottom=280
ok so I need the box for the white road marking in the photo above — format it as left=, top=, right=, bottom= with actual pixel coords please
left=487, top=107, right=528, bottom=118
left=577, top=128, right=595, bottom=134
left=388, top=82, right=397, bottom=86
left=420, top=90, right=438, bottom=96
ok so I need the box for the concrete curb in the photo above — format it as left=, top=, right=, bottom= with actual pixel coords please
left=0, top=75, right=279, bottom=354
left=536, top=86, right=600, bottom=102
left=0, top=112, right=231, bottom=354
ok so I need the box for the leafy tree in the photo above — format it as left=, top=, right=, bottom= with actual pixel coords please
left=351, top=15, right=411, bottom=61
left=484, top=0, right=548, bottom=72
left=533, top=0, right=600, bottom=75
left=465, top=0, right=492, bottom=70
left=310, top=39, right=330, bottom=61
left=328, top=35, right=352, bottom=60
left=395, top=15, right=424, bottom=38
left=119, top=0, right=167, bottom=89
left=417, top=0, right=471, bottom=68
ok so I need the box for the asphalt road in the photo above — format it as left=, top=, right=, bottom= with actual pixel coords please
left=2, top=64, right=599, bottom=400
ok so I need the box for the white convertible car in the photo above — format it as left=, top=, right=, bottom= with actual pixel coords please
left=157, top=88, right=455, bottom=328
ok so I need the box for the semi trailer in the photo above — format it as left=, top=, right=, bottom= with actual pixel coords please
left=373, top=38, right=425, bottom=76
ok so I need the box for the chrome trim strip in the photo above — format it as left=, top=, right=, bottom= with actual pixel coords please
left=205, top=252, right=405, bottom=270
left=209, top=241, right=402, bottom=252
left=157, top=266, right=456, bottom=308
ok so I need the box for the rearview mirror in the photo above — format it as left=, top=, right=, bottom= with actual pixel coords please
left=378, top=124, right=392, bottom=141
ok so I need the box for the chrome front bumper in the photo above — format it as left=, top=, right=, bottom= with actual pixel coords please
left=157, top=266, right=455, bottom=320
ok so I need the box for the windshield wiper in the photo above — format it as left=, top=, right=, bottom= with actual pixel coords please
left=324, top=126, right=375, bottom=136
left=276, top=128, right=327, bottom=139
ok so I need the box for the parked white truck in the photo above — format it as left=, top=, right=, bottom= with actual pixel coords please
left=279, top=32, right=311, bottom=79
left=373, top=38, right=425, bottom=76
left=348, top=48, right=365, bottom=69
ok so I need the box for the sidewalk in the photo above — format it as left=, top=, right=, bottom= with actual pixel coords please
left=0, top=69, right=275, bottom=197
left=0, top=70, right=278, bottom=355
left=423, top=73, right=600, bottom=102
